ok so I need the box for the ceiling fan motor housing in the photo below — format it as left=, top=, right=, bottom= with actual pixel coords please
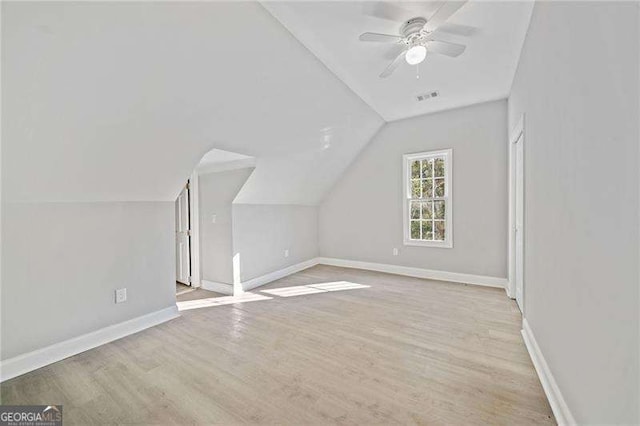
left=400, top=17, right=427, bottom=38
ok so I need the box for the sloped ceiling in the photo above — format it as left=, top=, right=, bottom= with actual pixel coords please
left=2, top=1, right=383, bottom=204
left=262, top=1, right=534, bottom=121
left=199, top=149, right=253, bottom=168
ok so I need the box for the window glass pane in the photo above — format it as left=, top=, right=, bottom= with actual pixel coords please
left=412, top=179, right=421, bottom=198
left=410, top=221, right=421, bottom=239
left=434, top=157, right=445, bottom=177
left=422, top=201, right=433, bottom=219
left=421, top=159, right=433, bottom=178
left=411, top=160, right=421, bottom=179
left=410, top=201, right=420, bottom=219
left=406, top=152, right=451, bottom=245
left=434, top=178, right=445, bottom=197
left=434, top=221, right=445, bottom=241
left=422, top=179, right=433, bottom=198
left=434, top=201, right=445, bottom=219
left=421, top=220, right=433, bottom=241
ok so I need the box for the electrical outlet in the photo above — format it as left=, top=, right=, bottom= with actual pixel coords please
left=284, top=249, right=289, bottom=258
left=393, top=248, right=399, bottom=256
left=115, top=288, right=127, bottom=304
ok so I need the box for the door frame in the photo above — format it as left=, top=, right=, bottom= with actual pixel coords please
left=188, top=171, right=202, bottom=288
left=175, top=182, right=192, bottom=285
left=508, top=113, right=525, bottom=307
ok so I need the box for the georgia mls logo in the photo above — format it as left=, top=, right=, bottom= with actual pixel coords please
left=0, top=405, right=63, bottom=426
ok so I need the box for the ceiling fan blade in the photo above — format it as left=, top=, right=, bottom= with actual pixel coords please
left=382, top=43, right=406, bottom=60
left=363, top=1, right=412, bottom=23
left=380, top=50, right=407, bottom=78
left=424, top=1, right=468, bottom=33
left=359, top=32, right=403, bottom=43
left=427, top=40, right=466, bottom=57
left=434, top=22, right=477, bottom=37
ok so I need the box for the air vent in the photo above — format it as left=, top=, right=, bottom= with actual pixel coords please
left=416, top=91, right=439, bottom=102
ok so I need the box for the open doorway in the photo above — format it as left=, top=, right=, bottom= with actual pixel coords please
left=174, top=148, right=255, bottom=302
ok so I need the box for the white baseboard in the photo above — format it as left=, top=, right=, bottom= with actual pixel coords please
left=242, top=258, right=321, bottom=291
left=238, top=256, right=506, bottom=292
left=521, top=318, right=576, bottom=425
left=201, top=280, right=233, bottom=295
left=317, top=257, right=507, bottom=288
left=506, top=286, right=515, bottom=299
left=0, top=305, right=180, bottom=383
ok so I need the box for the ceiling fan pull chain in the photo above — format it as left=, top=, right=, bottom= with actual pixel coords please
left=416, top=63, right=420, bottom=80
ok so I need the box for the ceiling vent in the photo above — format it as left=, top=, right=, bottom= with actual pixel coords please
left=416, top=91, right=439, bottom=102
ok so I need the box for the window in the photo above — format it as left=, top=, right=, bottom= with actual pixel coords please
left=403, top=149, right=452, bottom=248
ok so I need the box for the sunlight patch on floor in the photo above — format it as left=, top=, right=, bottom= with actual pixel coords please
left=260, top=281, right=370, bottom=298
left=177, top=292, right=272, bottom=311
left=177, top=282, right=370, bottom=310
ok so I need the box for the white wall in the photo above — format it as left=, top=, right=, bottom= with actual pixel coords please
left=319, top=100, right=508, bottom=279
left=1, top=202, right=175, bottom=360
left=198, top=168, right=253, bottom=284
left=508, top=2, right=639, bottom=423
left=232, top=204, right=318, bottom=282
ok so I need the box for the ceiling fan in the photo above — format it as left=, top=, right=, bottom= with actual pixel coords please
left=359, top=1, right=471, bottom=78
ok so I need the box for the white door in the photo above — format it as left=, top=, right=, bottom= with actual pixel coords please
left=175, top=182, right=191, bottom=285
left=514, top=133, right=524, bottom=311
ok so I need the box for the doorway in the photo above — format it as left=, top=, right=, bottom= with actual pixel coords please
left=509, top=115, right=525, bottom=312
left=175, top=181, right=192, bottom=287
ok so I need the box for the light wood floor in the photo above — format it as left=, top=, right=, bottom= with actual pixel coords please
left=177, top=287, right=225, bottom=302
left=176, top=282, right=192, bottom=295
left=1, top=265, right=554, bottom=425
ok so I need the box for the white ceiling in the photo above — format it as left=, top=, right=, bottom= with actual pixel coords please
left=195, top=149, right=256, bottom=176
left=263, top=1, right=534, bottom=121
left=3, top=2, right=382, bottom=204
left=199, top=149, right=253, bottom=167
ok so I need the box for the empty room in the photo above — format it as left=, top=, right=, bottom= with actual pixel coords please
left=1, top=1, right=638, bottom=425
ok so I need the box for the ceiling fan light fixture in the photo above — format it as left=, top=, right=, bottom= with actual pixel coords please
left=405, top=45, right=427, bottom=65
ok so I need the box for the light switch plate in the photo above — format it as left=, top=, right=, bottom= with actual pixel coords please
left=284, top=249, right=289, bottom=258
left=115, top=288, right=127, bottom=304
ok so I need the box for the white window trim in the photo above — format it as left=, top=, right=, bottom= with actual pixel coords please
left=402, top=149, right=453, bottom=248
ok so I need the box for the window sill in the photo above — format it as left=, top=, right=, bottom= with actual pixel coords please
left=403, top=240, right=453, bottom=249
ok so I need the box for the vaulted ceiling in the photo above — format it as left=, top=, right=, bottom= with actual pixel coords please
left=263, top=1, right=534, bottom=121
left=2, top=1, right=531, bottom=205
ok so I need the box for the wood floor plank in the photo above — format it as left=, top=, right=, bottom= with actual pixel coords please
left=1, top=265, right=554, bottom=425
